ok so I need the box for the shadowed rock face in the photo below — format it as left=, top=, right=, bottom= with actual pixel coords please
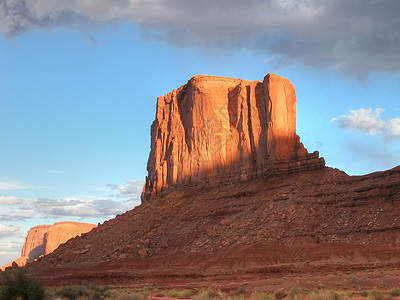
left=142, top=74, right=325, bottom=201
left=1, top=221, right=96, bottom=270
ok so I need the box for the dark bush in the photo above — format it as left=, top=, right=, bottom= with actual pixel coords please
left=52, top=281, right=110, bottom=300
left=390, top=288, right=400, bottom=297
left=0, top=268, right=45, bottom=300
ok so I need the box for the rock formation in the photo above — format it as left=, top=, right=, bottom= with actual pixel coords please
left=20, top=225, right=51, bottom=260
left=1, top=221, right=96, bottom=270
left=22, top=73, right=400, bottom=290
left=142, top=74, right=325, bottom=200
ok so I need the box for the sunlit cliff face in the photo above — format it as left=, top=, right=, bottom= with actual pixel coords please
left=142, top=74, right=324, bottom=201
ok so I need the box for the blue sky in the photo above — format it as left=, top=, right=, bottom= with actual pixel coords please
left=1, top=0, right=400, bottom=267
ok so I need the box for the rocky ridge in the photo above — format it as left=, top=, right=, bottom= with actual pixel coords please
left=29, top=165, right=400, bottom=289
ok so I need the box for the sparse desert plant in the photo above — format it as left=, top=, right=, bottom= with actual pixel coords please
left=390, top=288, right=400, bottom=297
left=288, top=287, right=305, bottom=299
left=249, top=291, right=275, bottom=300
left=192, top=287, right=223, bottom=300
left=80, top=280, right=109, bottom=299
left=361, top=291, right=370, bottom=297
left=306, top=290, right=343, bottom=300
left=0, top=268, right=45, bottom=300
left=369, top=289, right=385, bottom=300
left=274, top=288, right=287, bottom=299
left=117, top=294, right=145, bottom=300
left=234, top=286, right=247, bottom=295
left=227, top=295, right=246, bottom=300
left=103, top=289, right=118, bottom=298
left=167, top=288, right=194, bottom=299
left=48, top=281, right=110, bottom=300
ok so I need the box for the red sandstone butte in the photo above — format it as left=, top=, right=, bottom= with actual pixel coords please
left=142, top=74, right=325, bottom=200
left=1, top=221, right=96, bottom=270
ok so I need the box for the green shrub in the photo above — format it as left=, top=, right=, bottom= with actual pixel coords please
left=306, top=290, right=342, bottom=300
left=57, top=285, right=81, bottom=299
left=103, top=289, right=118, bottom=298
left=390, top=289, right=400, bottom=297
left=235, top=286, right=247, bottom=295
left=227, top=295, right=245, bottom=300
left=192, top=287, right=222, bottom=300
left=249, top=291, right=275, bottom=300
left=288, top=287, right=305, bottom=299
left=167, top=288, right=194, bottom=299
left=0, top=269, right=45, bottom=300
left=49, top=281, right=110, bottom=300
left=361, top=291, right=369, bottom=297
left=369, top=289, right=385, bottom=300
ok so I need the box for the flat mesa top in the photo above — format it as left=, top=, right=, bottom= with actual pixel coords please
left=161, top=74, right=291, bottom=98
left=185, top=73, right=287, bottom=89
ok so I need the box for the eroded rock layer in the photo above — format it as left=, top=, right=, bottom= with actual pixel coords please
left=142, top=74, right=325, bottom=200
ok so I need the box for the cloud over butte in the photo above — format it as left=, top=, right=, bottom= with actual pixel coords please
left=1, top=0, right=400, bottom=76
left=332, top=108, right=400, bottom=141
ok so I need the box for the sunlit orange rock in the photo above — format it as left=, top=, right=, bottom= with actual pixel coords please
left=44, top=222, right=96, bottom=254
left=142, top=74, right=325, bottom=201
left=1, top=221, right=96, bottom=270
left=21, top=225, right=51, bottom=260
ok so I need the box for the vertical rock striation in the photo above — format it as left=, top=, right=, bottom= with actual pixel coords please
left=21, top=225, right=51, bottom=261
left=142, top=74, right=324, bottom=201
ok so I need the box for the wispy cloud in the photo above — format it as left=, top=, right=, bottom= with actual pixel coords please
left=46, top=170, right=63, bottom=174
left=0, top=241, right=23, bottom=253
left=0, top=181, right=30, bottom=190
left=0, top=241, right=23, bottom=267
left=107, top=180, right=144, bottom=198
left=1, top=0, right=400, bottom=77
left=0, top=223, right=22, bottom=239
left=0, top=214, right=33, bottom=222
left=0, top=191, right=140, bottom=222
left=0, top=196, right=28, bottom=205
left=32, top=197, right=139, bottom=219
left=331, top=108, right=400, bottom=140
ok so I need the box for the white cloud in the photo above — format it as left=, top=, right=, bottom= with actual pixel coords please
left=0, top=188, right=141, bottom=223
left=331, top=108, right=400, bottom=140
left=1, top=0, right=400, bottom=76
left=0, top=195, right=28, bottom=205
left=32, top=197, right=139, bottom=219
left=107, top=179, right=144, bottom=198
left=0, top=223, right=21, bottom=239
left=0, top=214, right=33, bottom=222
left=0, top=241, right=23, bottom=268
left=0, top=181, right=30, bottom=190
left=0, top=196, right=33, bottom=221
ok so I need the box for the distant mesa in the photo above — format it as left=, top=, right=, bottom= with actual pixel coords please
left=1, top=221, right=96, bottom=270
left=142, top=74, right=325, bottom=201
